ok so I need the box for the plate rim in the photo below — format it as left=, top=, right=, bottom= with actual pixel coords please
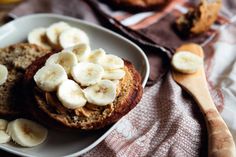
left=0, top=13, right=150, bottom=157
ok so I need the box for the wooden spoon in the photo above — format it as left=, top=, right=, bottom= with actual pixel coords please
left=172, top=43, right=236, bottom=157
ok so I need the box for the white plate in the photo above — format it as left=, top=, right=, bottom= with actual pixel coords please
left=0, top=14, right=150, bottom=157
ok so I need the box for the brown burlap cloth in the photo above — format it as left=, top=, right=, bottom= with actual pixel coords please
left=5, top=0, right=235, bottom=156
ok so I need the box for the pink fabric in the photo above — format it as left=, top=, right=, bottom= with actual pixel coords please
left=84, top=73, right=207, bottom=156
left=83, top=68, right=224, bottom=157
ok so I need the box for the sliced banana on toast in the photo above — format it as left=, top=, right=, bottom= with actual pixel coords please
left=98, top=54, right=124, bottom=70
left=57, top=80, right=87, bottom=109
left=83, top=80, right=116, bottom=106
left=6, top=118, right=48, bottom=147
left=102, top=69, right=125, bottom=80
left=28, top=28, right=52, bottom=50
left=63, top=43, right=91, bottom=62
left=0, top=64, right=8, bottom=86
left=34, top=64, right=67, bottom=92
left=71, top=62, right=104, bottom=86
left=46, top=51, right=77, bottom=74
left=31, top=23, right=127, bottom=108
left=46, top=21, right=71, bottom=47
left=172, top=51, right=203, bottom=74
left=59, top=27, right=89, bottom=49
left=86, top=48, right=106, bottom=64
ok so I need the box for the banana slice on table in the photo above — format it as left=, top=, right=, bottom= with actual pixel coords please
left=45, top=51, right=77, bottom=74
left=0, top=119, right=8, bottom=130
left=86, top=48, right=106, bottom=64
left=6, top=118, right=48, bottom=147
left=171, top=51, right=203, bottom=74
left=57, top=80, right=87, bottom=109
left=71, top=62, right=104, bottom=86
left=63, top=43, right=91, bottom=62
left=98, top=54, right=124, bottom=70
left=28, top=27, right=52, bottom=50
left=102, top=69, right=125, bottom=80
left=46, top=21, right=71, bottom=47
left=34, top=64, right=67, bottom=92
left=0, top=64, right=8, bottom=86
left=59, top=27, right=89, bottom=49
left=0, top=130, right=10, bottom=144
left=83, top=80, right=116, bottom=106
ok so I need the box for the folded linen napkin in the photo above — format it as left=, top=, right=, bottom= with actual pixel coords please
left=3, top=0, right=233, bottom=156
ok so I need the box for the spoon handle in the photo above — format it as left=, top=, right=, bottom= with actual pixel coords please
left=204, top=108, right=235, bottom=157
left=192, top=84, right=236, bottom=157
left=173, top=43, right=235, bottom=156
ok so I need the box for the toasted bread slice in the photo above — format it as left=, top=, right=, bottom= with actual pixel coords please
left=0, top=43, right=49, bottom=118
left=24, top=53, right=143, bottom=130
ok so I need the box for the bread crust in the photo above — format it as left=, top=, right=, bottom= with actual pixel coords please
left=24, top=53, right=143, bottom=130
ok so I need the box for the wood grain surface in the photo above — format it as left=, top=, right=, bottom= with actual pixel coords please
left=172, top=43, right=236, bottom=157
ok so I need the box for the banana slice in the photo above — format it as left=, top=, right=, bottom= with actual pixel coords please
left=171, top=51, right=203, bottom=74
left=112, top=80, right=120, bottom=87
left=0, top=64, right=8, bottom=86
left=46, top=21, right=71, bottom=47
left=86, top=48, right=106, bottom=63
left=34, top=64, right=67, bottom=92
left=45, top=51, right=77, bottom=74
left=102, top=69, right=125, bottom=80
left=98, top=54, right=124, bottom=70
left=59, top=27, right=89, bottom=49
left=28, top=27, right=52, bottom=50
left=83, top=80, right=116, bottom=106
left=71, top=62, right=104, bottom=86
left=57, top=80, right=87, bottom=109
left=6, top=118, right=48, bottom=147
left=0, top=119, right=8, bottom=130
left=63, top=43, right=91, bottom=62
left=0, top=130, right=10, bottom=144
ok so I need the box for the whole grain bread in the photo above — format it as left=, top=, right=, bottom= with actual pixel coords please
left=0, top=43, right=49, bottom=118
left=24, top=53, right=143, bottom=130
